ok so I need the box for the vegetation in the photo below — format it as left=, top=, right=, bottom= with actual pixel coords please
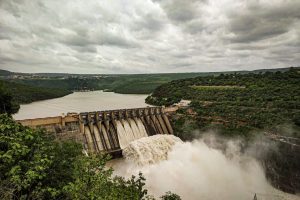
left=7, top=67, right=289, bottom=95
left=0, top=86, right=20, bottom=115
left=0, top=80, right=72, bottom=105
left=1, top=67, right=295, bottom=104
left=160, top=192, right=181, bottom=200
left=146, top=68, right=300, bottom=138
left=0, top=80, right=72, bottom=116
left=9, top=73, right=210, bottom=94
left=0, top=114, right=179, bottom=199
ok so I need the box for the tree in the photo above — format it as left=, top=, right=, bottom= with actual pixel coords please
left=0, top=86, right=19, bottom=115
left=0, top=114, right=179, bottom=199
left=160, top=191, right=181, bottom=200
left=0, top=114, right=80, bottom=199
left=63, top=155, right=149, bottom=200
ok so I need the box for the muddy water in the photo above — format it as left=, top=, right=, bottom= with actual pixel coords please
left=13, top=90, right=149, bottom=120
left=108, top=135, right=300, bottom=200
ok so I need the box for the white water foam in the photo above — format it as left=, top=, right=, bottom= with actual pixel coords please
left=112, top=135, right=300, bottom=200
left=123, top=134, right=182, bottom=165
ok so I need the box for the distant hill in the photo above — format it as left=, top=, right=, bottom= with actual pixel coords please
left=1, top=66, right=299, bottom=95
left=0, top=66, right=298, bottom=77
left=0, top=69, right=14, bottom=76
left=252, top=67, right=298, bottom=73
left=0, top=80, right=72, bottom=104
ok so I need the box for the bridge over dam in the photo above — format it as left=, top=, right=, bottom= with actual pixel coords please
left=17, top=107, right=177, bottom=156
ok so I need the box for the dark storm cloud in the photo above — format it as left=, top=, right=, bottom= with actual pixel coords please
left=155, top=0, right=206, bottom=23
left=61, top=32, right=138, bottom=48
left=0, top=0, right=299, bottom=73
left=131, top=12, right=166, bottom=32
left=70, top=45, right=98, bottom=53
left=227, top=1, right=300, bottom=43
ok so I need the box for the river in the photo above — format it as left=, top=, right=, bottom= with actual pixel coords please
left=13, top=90, right=149, bottom=120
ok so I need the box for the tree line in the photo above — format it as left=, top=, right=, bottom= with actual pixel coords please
left=146, top=68, right=300, bottom=138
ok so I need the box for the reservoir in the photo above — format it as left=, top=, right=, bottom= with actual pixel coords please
left=13, top=90, right=149, bottom=120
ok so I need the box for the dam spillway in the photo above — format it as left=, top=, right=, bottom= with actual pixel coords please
left=17, top=107, right=175, bottom=155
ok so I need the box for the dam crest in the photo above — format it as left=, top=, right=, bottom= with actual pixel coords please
left=18, top=107, right=175, bottom=155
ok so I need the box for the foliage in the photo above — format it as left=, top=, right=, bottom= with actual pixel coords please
left=63, top=154, right=149, bottom=200
left=0, top=114, right=180, bottom=199
left=171, top=114, right=200, bottom=140
left=0, top=86, right=19, bottom=114
left=147, top=68, right=300, bottom=138
left=160, top=191, right=182, bottom=200
left=0, top=114, right=82, bottom=199
left=2, top=67, right=296, bottom=100
left=0, top=80, right=71, bottom=104
left=9, top=73, right=220, bottom=94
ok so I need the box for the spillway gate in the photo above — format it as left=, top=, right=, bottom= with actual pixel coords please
left=17, top=107, right=174, bottom=155
left=79, top=107, right=173, bottom=154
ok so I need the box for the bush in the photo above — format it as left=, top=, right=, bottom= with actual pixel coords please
left=0, top=86, right=19, bottom=114
left=0, top=114, right=180, bottom=199
left=160, top=191, right=181, bottom=200
left=0, top=114, right=81, bottom=199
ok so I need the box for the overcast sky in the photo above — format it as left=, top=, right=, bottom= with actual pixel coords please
left=0, top=0, right=299, bottom=74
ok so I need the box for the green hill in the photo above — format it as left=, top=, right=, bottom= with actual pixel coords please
left=2, top=66, right=298, bottom=94
left=0, top=69, right=13, bottom=76
left=146, top=68, right=300, bottom=138
left=0, top=80, right=72, bottom=104
left=10, top=73, right=208, bottom=94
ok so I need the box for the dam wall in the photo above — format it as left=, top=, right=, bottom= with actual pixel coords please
left=17, top=107, right=173, bottom=154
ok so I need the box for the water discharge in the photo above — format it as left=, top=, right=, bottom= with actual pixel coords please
left=135, top=118, right=148, bottom=138
left=116, top=120, right=129, bottom=149
left=129, top=119, right=141, bottom=139
left=112, top=135, right=300, bottom=200
left=123, top=135, right=182, bottom=165
left=121, top=120, right=136, bottom=146
left=116, top=119, right=149, bottom=149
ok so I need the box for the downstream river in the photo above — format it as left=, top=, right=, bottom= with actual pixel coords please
left=13, top=91, right=149, bottom=120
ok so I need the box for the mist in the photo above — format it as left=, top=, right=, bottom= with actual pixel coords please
left=112, top=134, right=299, bottom=200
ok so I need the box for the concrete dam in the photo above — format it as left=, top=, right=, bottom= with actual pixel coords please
left=18, top=107, right=175, bottom=156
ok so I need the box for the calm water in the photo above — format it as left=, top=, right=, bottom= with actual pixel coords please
left=13, top=91, right=150, bottom=120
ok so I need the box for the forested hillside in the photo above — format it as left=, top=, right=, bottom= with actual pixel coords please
left=3, top=67, right=292, bottom=94
left=146, top=68, right=300, bottom=138
left=10, top=73, right=211, bottom=94
left=0, top=80, right=71, bottom=110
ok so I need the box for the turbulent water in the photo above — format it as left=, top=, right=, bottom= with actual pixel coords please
left=123, top=135, right=182, bottom=165
left=116, top=119, right=149, bottom=149
left=112, top=135, right=300, bottom=200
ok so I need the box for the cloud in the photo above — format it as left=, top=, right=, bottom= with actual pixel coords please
left=226, top=0, right=300, bottom=43
left=0, top=0, right=299, bottom=73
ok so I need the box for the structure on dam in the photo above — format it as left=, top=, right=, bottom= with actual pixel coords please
left=18, top=107, right=174, bottom=155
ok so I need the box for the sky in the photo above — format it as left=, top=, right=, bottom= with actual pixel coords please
left=0, top=0, right=299, bottom=74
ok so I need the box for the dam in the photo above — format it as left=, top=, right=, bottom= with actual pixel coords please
left=17, top=107, right=176, bottom=156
